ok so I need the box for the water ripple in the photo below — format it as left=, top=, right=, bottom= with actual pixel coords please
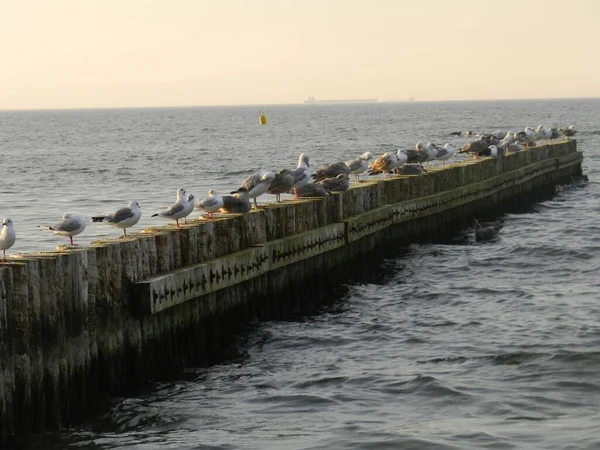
left=5, top=100, right=600, bottom=450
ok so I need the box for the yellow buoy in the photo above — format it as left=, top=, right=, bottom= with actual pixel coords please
left=258, top=111, right=267, bottom=125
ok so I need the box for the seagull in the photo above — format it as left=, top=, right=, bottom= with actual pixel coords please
left=416, top=142, right=440, bottom=164
left=92, top=200, right=142, bottom=237
left=535, top=125, right=552, bottom=140
left=220, top=187, right=251, bottom=214
left=267, top=169, right=295, bottom=202
left=312, top=161, right=349, bottom=182
left=182, top=193, right=195, bottom=224
left=234, top=171, right=276, bottom=209
left=476, top=144, right=506, bottom=158
left=516, top=131, right=528, bottom=143
left=474, top=219, right=500, bottom=242
left=459, top=138, right=490, bottom=158
left=296, top=183, right=329, bottom=197
left=291, top=153, right=311, bottom=199
left=549, top=127, right=562, bottom=139
left=561, top=125, right=576, bottom=137
left=0, top=218, right=16, bottom=262
left=317, top=173, right=350, bottom=192
left=195, top=189, right=224, bottom=219
left=524, top=127, right=536, bottom=141
left=393, top=149, right=408, bottom=171
left=508, top=142, right=524, bottom=152
left=39, top=213, right=86, bottom=245
left=435, top=143, right=456, bottom=165
left=151, top=188, right=190, bottom=227
left=497, top=141, right=510, bottom=153
left=368, top=152, right=397, bottom=177
left=345, top=152, right=374, bottom=182
left=393, top=164, right=426, bottom=175
left=501, top=132, right=515, bottom=145
left=404, top=148, right=429, bottom=169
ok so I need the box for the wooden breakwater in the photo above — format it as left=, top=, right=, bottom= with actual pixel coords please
left=0, top=139, right=583, bottom=441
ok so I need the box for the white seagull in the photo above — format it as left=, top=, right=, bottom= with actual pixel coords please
left=435, top=143, right=456, bottom=165
left=393, top=149, right=408, bottom=169
left=0, top=218, right=16, bottom=262
left=39, top=213, right=86, bottom=245
left=291, top=153, right=311, bottom=199
left=524, top=127, right=536, bottom=141
left=151, top=188, right=190, bottom=227
left=233, top=171, right=276, bottom=209
left=345, top=151, right=374, bottom=182
left=92, top=200, right=142, bottom=237
left=416, top=142, right=441, bottom=164
left=196, top=189, right=224, bottom=219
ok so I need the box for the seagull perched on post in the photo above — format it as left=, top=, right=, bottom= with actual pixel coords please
left=435, top=143, right=456, bottom=165
left=267, top=169, right=295, bottom=202
left=291, top=153, right=311, bottom=199
left=368, top=152, right=398, bottom=177
left=312, top=161, right=349, bottom=182
left=92, top=200, right=142, bottom=238
left=233, top=171, right=276, bottom=209
left=220, top=187, right=251, bottom=214
left=345, top=151, right=374, bottom=182
left=39, top=213, right=86, bottom=245
left=195, top=189, right=224, bottom=219
left=0, top=218, right=16, bottom=262
left=151, top=188, right=191, bottom=227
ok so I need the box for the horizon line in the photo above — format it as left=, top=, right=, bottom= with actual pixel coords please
left=1, top=96, right=598, bottom=113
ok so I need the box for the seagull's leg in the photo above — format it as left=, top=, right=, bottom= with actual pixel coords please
left=123, top=229, right=127, bottom=238
left=254, top=198, right=259, bottom=209
left=70, top=236, right=74, bottom=245
left=2, top=249, right=5, bottom=262
left=294, top=189, right=299, bottom=200
left=176, top=219, right=180, bottom=227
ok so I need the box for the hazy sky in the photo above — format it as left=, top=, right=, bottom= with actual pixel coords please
left=1, top=0, right=599, bottom=110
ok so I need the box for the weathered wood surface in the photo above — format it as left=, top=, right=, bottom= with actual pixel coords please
left=0, top=139, right=583, bottom=440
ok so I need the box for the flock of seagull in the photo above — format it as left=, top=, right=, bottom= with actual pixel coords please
left=0, top=124, right=575, bottom=261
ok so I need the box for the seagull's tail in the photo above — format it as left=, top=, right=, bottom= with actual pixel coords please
left=91, top=216, right=107, bottom=223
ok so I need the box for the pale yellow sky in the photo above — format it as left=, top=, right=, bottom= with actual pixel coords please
left=1, top=0, right=599, bottom=110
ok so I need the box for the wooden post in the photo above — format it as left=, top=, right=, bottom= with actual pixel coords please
left=0, top=267, right=15, bottom=438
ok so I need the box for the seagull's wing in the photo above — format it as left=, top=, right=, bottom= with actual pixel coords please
left=161, top=202, right=185, bottom=217
left=435, top=149, right=449, bottom=158
left=242, top=172, right=263, bottom=191
left=293, top=167, right=308, bottom=184
left=346, top=158, right=363, bottom=172
left=51, top=218, right=82, bottom=233
left=107, top=207, right=135, bottom=224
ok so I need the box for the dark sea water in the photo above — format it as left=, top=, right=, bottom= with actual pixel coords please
left=2, top=99, right=599, bottom=449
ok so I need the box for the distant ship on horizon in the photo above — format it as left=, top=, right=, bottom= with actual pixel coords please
left=304, top=96, right=378, bottom=105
